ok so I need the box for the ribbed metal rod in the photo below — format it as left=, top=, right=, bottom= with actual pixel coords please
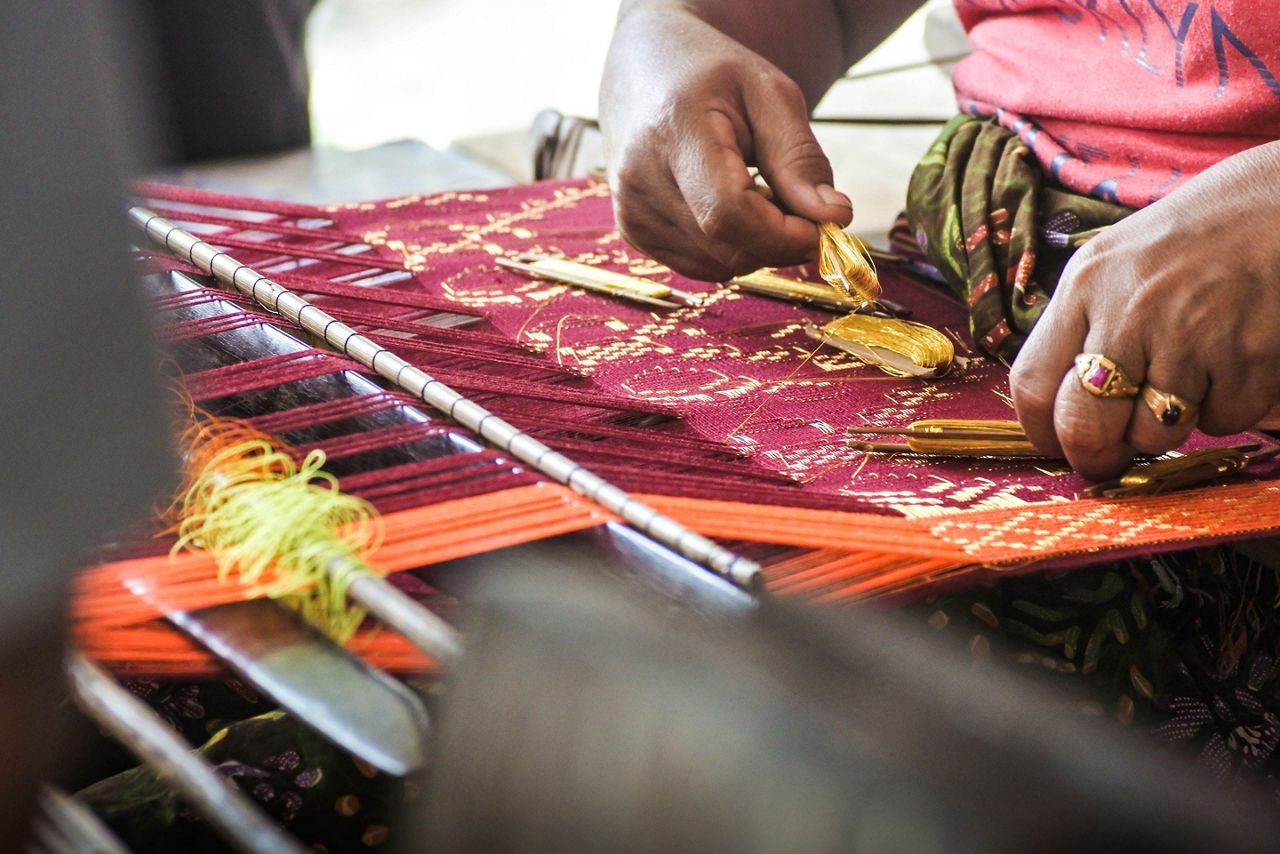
left=66, top=652, right=309, bottom=854
left=130, top=206, right=762, bottom=589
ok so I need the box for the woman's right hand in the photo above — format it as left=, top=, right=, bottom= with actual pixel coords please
left=598, top=4, right=854, bottom=281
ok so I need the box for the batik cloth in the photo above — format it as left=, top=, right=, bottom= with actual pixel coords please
left=951, top=0, right=1280, bottom=208
left=76, top=681, right=418, bottom=852
left=908, top=546, right=1280, bottom=796
left=904, top=115, right=1131, bottom=361
left=77, top=547, right=1280, bottom=851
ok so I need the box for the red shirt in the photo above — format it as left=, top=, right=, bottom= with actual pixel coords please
left=951, top=1, right=1280, bottom=207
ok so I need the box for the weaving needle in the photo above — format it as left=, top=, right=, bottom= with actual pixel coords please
left=496, top=256, right=680, bottom=308
left=514, top=253, right=704, bottom=306
left=730, top=269, right=912, bottom=317
left=847, top=419, right=1049, bottom=458
left=130, top=207, right=762, bottom=590
left=1087, top=443, right=1280, bottom=498
left=497, top=254, right=698, bottom=309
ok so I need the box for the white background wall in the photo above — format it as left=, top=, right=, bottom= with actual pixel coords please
left=305, top=0, right=966, bottom=241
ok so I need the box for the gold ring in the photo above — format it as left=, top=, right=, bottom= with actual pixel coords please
left=1074, top=353, right=1141, bottom=398
left=1141, top=384, right=1198, bottom=427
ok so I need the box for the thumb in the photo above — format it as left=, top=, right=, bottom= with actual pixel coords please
left=746, top=86, right=852, bottom=226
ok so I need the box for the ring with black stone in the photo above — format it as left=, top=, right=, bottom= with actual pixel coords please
left=1140, top=384, right=1198, bottom=427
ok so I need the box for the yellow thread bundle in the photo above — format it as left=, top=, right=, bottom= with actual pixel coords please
left=810, top=313, right=955, bottom=378
left=172, top=438, right=381, bottom=640
left=817, top=222, right=880, bottom=307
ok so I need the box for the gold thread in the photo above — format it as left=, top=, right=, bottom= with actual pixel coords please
left=807, top=314, right=954, bottom=378
left=818, top=222, right=880, bottom=307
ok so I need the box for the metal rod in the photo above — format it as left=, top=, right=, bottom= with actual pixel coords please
left=65, top=652, right=309, bottom=854
left=836, top=52, right=970, bottom=82
left=847, top=426, right=1032, bottom=442
left=130, top=207, right=762, bottom=590
left=29, top=786, right=131, bottom=854
left=347, top=569, right=464, bottom=668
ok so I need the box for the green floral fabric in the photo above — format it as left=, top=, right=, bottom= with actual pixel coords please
left=905, top=116, right=1132, bottom=362
left=905, top=548, right=1280, bottom=791
left=76, top=681, right=427, bottom=852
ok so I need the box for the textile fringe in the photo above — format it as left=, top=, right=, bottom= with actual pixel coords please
left=73, top=484, right=609, bottom=672
left=76, top=478, right=1280, bottom=672
left=77, top=624, right=436, bottom=680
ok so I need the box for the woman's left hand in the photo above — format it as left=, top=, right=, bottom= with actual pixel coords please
left=1010, top=141, right=1280, bottom=481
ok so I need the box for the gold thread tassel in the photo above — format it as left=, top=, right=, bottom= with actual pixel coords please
left=808, top=314, right=954, bottom=378
left=847, top=419, right=1045, bottom=458
left=807, top=223, right=952, bottom=377
left=818, top=222, right=880, bottom=308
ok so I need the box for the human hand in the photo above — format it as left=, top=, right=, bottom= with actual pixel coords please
left=598, top=6, right=853, bottom=282
left=1010, top=142, right=1280, bottom=480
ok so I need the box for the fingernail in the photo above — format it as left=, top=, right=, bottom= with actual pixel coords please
left=816, top=184, right=852, bottom=210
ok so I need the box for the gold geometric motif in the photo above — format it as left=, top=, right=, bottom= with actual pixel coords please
left=357, top=183, right=610, bottom=274
left=927, top=482, right=1280, bottom=565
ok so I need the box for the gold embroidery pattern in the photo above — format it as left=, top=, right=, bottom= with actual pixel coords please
left=928, top=482, right=1280, bottom=564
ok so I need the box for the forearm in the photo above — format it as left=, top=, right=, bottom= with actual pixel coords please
left=611, top=0, right=919, bottom=107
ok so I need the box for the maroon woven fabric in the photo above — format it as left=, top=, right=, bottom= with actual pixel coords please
left=135, top=179, right=1278, bottom=518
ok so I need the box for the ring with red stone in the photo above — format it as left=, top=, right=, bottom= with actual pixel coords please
left=1073, top=353, right=1141, bottom=398
left=1140, top=384, right=1198, bottom=427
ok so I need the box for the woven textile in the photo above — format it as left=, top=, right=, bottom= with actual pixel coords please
left=127, top=179, right=1280, bottom=579
left=74, top=173, right=1280, bottom=854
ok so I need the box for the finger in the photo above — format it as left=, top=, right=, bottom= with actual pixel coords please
left=611, top=143, right=752, bottom=282
left=673, top=111, right=826, bottom=275
left=743, top=82, right=853, bottom=227
left=614, top=131, right=819, bottom=281
left=1054, top=335, right=1143, bottom=481
left=1010, top=287, right=1091, bottom=458
left=612, top=182, right=740, bottom=281
left=1124, top=354, right=1206, bottom=455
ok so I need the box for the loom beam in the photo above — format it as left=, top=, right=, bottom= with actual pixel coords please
left=130, top=207, right=763, bottom=591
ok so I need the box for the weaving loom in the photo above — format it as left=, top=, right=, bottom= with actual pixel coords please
left=65, top=176, right=1280, bottom=851
left=91, top=178, right=1280, bottom=623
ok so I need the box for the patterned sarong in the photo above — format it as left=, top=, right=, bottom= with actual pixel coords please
left=904, top=116, right=1131, bottom=362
